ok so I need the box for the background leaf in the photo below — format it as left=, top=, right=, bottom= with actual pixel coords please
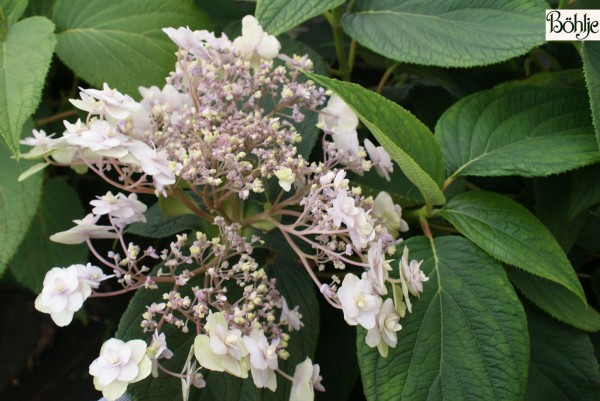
left=582, top=41, right=600, bottom=149
left=52, top=0, right=212, bottom=96
left=439, top=191, right=586, bottom=303
left=304, top=73, right=446, bottom=206
left=435, top=72, right=600, bottom=178
left=126, top=201, right=205, bottom=239
left=507, top=266, right=600, bottom=333
left=341, top=0, right=545, bottom=67
left=314, top=301, right=358, bottom=401
left=8, top=178, right=87, bottom=292
left=255, top=0, right=344, bottom=36
left=0, top=0, right=28, bottom=26
left=525, top=303, right=600, bottom=401
left=535, top=174, right=589, bottom=253
left=0, top=139, right=43, bottom=277
left=0, top=16, right=55, bottom=155
left=358, top=236, right=528, bottom=401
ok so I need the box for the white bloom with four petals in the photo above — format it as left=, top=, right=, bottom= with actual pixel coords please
left=89, top=338, right=152, bottom=401
left=193, top=312, right=249, bottom=378
left=337, top=273, right=381, bottom=329
left=34, top=265, right=88, bottom=327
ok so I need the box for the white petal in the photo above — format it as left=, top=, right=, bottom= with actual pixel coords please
left=100, top=379, right=128, bottom=401
left=50, top=309, right=75, bottom=327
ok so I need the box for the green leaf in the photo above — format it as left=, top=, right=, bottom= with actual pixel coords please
left=0, top=0, right=28, bottom=26
left=439, top=191, right=586, bottom=303
left=126, top=201, right=205, bottom=239
left=117, top=256, right=319, bottom=401
left=0, top=16, right=55, bottom=155
left=304, top=73, right=446, bottom=206
left=52, top=0, right=212, bottom=96
left=535, top=174, right=588, bottom=253
left=255, top=0, right=344, bottom=36
left=341, top=0, right=545, bottom=68
left=9, top=178, right=87, bottom=292
left=314, top=301, right=358, bottom=401
left=436, top=72, right=600, bottom=178
left=566, top=164, right=600, bottom=221
left=0, top=142, right=43, bottom=277
left=24, top=0, right=54, bottom=18
left=582, top=41, right=600, bottom=150
left=358, top=236, right=528, bottom=401
left=525, top=304, right=600, bottom=401
left=507, top=266, right=600, bottom=333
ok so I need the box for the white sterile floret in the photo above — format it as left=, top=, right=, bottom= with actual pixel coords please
left=34, top=265, right=89, bottom=327
left=289, top=358, right=325, bottom=401
left=279, top=297, right=303, bottom=331
left=90, top=192, right=147, bottom=227
left=50, top=213, right=118, bottom=245
left=232, top=15, right=281, bottom=68
left=400, top=246, right=428, bottom=296
left=77, top=263, right=112, bottom=290
left=242, top=328, right=279, bottom=391
left=274, top=167, right=295, bottom=192
left=148, top=331, right=174, bottom=377
left=364, top=139, right=393, bottom=181
left=372, top=191, right=409, bottom=238
left=337, top=273, right=381, bottom=329
left=193, top=312, right=249, bottom=378
left=366, top=240, right=391, bottom=296
left=398, top=246, right=428, bottom=313
left=365, top=298, right=402, bottom=357
left=125, top=141, right=176, bottom=195
left=348, top=210, right=376, bottom=250
left=139, top=84, right=193, bottom=115
left=163, top=27, right=231, bottom=60
left=328, top=190, right=359, bottom=228
left=70, top=83, right=141, bottom=120
left=64, top=119, right=129, bottom=158
left=318, top=94, right=358, bottom=133
left=331, top=129, right=360, bottom=156
left=89, top=338, right=152, bottom=401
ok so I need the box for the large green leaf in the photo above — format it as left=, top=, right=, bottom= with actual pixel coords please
left=52, top=0, right=211, bottom=96
left=436, top=72, right=600, bottom=179
left=0, top=142, right=43, bottom=277
left=0, top=0, right=28, bottom=26
left=304, top=73, right=446, bottom=206
left=525, top=304, right=600, bottom=401
left=358, top=236, right=528, bottom=401
left=439, top=191, right=586, bottom=303
left=507, top=267, right=600, bottom=333
left=117, top=256, right=319, bottom=401
left=0, top=16, right=54, bottom=155
left=9, top=178, right=87, bottom=292
left=341, top=0, right=545, bottom=68
left=255, top=0, right=344, bottom=36
left=582, top=41, right=600, bottom=149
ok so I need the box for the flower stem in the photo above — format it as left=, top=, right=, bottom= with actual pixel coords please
left=329, top=7, right=351, bottom=81
left=35, top=110, right=78, bottom=126
left=376, top=63, right=400, bottom=94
